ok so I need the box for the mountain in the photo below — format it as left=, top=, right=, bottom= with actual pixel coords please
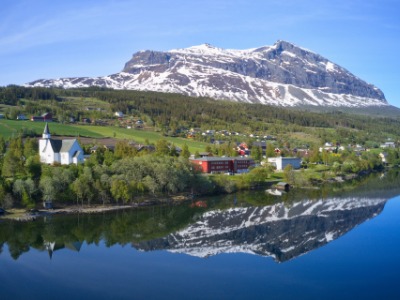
left=133, top=196, right=388, bottom=262
left=27, top=40, right=388, bottom=108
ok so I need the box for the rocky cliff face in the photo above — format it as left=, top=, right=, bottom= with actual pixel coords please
left=133, top=197, right=387, bottom=262
left=27, top=40, right=388, bottom=107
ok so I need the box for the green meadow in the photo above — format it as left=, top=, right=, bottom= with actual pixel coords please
left=0, top=120, right=207, bottom=152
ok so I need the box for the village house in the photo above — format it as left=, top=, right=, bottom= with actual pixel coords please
left=31, top=112, right=53, bottom=122
left=190, top=156, right=254, bottom=174
left=379, top=152, right=388, bottom=164
left=381, top=142, right=396, bottom=149
left=267, top=157, right=302, bottom=171
left=198, top=152, right=213, bottom=158
left=39, top=123, right=84, bottom=165
left=236, top=142, right=250, bottom=156
left=17, top=114, right=29, bottom=120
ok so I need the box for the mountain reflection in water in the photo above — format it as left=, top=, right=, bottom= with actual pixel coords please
left=134, top=197, right=386, bottom=262
left=1, top=171, right=399, bottom=262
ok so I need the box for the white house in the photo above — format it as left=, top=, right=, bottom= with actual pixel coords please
left=39, top=123, right=84, bottom=165
left=380, top=142, right=396, bottom=149
left=268, top=157, right=302, bottom=171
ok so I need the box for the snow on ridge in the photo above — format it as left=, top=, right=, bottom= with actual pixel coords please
left=161, top=197, right=387, bottom=260
left=326, top=61, right=336, bottom=72
left=170, top=43, right=259, bottom=58
left=174, top=196, right=387, bottom=239
left=26, top=69, right=388, bottom=108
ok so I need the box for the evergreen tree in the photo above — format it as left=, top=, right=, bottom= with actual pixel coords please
left=180, top=143, right=191, bottom=159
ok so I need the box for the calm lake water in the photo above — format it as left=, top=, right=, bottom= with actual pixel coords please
left=1, top=171, right=400, bottom=299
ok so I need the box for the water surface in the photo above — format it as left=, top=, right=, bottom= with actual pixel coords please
left=1, top=172, right=400, bottom=299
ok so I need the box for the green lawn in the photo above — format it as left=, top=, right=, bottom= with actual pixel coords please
left=75, top=125, right=207, bottom=152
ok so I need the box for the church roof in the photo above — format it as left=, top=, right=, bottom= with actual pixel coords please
left=72, top=150, right=82, bottom=158
left=43, top=139, right=79, bottom=153
left=60, top=139, right=78, bottom=152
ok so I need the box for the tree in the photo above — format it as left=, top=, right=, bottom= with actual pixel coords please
left=266, top=143, right=275, bottom=158
left=25, top=156, right=42, bottom=180
left=169, top=143, right=178, bottom=157
left=2, top=151, right=20, bottom=177
left=23, top=137, right=38, bottom=158
left=283, top=164, right=295, bottom=185
left=71, top=177, right=87, bottom=206
left=155, top=139, right=170, bottom=156
left=2, top=137, right=24, bottom=177
left=309, top=146, right=321, bottom=164
left=110, top=179, right=130, bottom=204
left=0, top=137, right=6, bottom=156
left=103, top=150, right=116, bottom=166
left=39, top=176, right=57, bottom=203
left=12, top=179, right=25, bottom=200
left=251, top=146, right=262, bottom=161
left=143, top=175, right=158, bottom=195
left=115, top=140, right=137, bottom=159
left=181, top=143, right=191, bottom=159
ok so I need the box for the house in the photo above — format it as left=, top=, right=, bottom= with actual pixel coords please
left=253, top=141, right=267, bottom=150
left=198, top=152, right=213, bottom=158
left=17, top=114, right=29, bottom=120
left=267, top=157, right=302, bottom=171
left=381, top=142, right=396, bottom=149
left=252, top=141, right=267, bottom=155
left=115, top=111, right=124, bottom=118
left=379, top=152, right=388, bottom=164
left=31, top=112, right=53, bottom=122
left=236, top=142, right=250, bottom=156
left=275, top=182, right=290, bottom=192
left=190, top=156, right=254, bottom=174
left=39, top=123, right=84, bottom=165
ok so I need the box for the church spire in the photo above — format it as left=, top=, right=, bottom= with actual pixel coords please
left=42, top=122, right=51, bottom=139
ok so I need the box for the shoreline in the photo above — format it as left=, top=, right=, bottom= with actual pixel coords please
left=0, top=169, right=390, bottom=222
left=0, top=194, right=193, bottom=222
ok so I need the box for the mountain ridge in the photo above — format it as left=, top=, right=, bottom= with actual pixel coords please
left=27, top=40, right=388, bottom=108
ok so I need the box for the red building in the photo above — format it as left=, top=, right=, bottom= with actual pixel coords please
left=31, top=112, right=53, bottom=122
left=190, top=157, right=254, bottom=174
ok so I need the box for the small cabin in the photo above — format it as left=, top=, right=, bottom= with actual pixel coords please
left=43, top=201, right=53, bottom=209
left=275, top=182, right=290, bottom=192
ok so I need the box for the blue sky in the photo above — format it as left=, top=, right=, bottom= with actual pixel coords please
left=1, top=0, right=399, bottom=107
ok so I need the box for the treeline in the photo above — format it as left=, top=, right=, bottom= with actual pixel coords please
left=0, top=135, right=215, bottom=209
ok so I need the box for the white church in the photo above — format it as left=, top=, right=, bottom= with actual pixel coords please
left=39, top=123, right=84, bottom=165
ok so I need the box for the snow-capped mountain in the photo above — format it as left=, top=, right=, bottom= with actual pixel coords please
left=27, top=40, right=388, bottom=107
left=133, top=196, right=387, bottom=262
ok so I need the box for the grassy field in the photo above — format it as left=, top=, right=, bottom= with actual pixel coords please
left=75, top=125, right=207, bottom=152
left=58, top=97, right=112, bottom=111
left=0, top=120, right=207, bottom=152
left=0, top=120, right=103, bottom=138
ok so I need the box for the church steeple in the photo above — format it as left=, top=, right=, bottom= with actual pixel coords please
left=42, top=122, right=51, bottom=139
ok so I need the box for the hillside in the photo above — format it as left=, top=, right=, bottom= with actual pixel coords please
left=0, top=86, right=400, bottom=149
